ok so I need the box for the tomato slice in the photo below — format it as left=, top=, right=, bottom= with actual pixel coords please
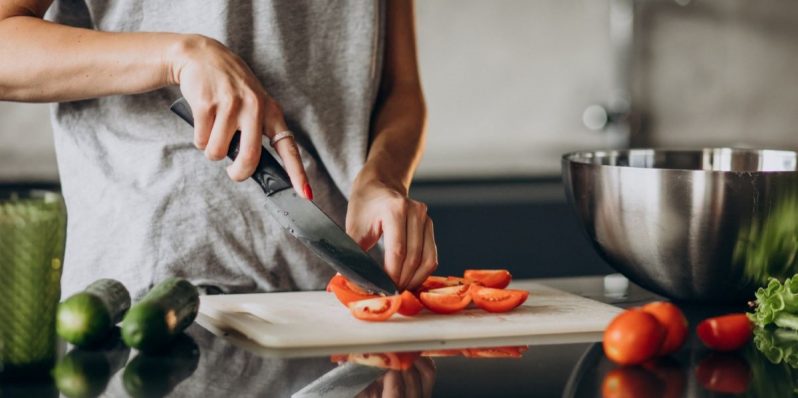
left=338, top=351, right=420, bottom=370
left=462, top=346, right=528, bottom=358
left=398, top=291, right=424, bottom=316
left=470, top=285, right=528, bottom=313
left=420, top=349, right=463, bottom=357
left=330, top=354, right=348, bottom=363
left=419, top=285, right=472, bottom=314
left=328, top=274, right=378, bottom=306
left=349, top=296, right=402, bottom=322
left=697, top=314, right=752, bottom=352
left=419, top=276, right=469, bottom=292
left=464, top=269, right=512, bottom=289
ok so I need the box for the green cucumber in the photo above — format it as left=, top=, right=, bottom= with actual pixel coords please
left=52, top=328, right=130, bottom=398
left=57, top=279, right=131, bottom=347
left=122, top=333, right=200, bottom=398
left=121, top=278, right=199, bottom=352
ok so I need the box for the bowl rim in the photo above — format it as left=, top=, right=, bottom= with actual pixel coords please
left=562, top=147, right=798, bottom=173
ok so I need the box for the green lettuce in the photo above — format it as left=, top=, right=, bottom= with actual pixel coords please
left=748, top=328, right=798, bottom=396
left=750, top=276, right=798, bottom=330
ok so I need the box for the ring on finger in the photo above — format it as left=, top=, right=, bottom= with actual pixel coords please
left=270, top=130, right=295, bottom=147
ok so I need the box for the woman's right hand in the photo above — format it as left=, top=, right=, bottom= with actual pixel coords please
left=166, top=35, right=312, bottom=198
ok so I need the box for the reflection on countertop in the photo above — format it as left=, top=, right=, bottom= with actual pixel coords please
left=5, top=276, right=798, bottom=397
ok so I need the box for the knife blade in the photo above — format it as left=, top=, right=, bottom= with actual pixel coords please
left=169, top=97, right=398, bottom=296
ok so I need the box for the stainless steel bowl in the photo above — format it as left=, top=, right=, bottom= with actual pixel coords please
left=563, top=148, right=798, bottom=302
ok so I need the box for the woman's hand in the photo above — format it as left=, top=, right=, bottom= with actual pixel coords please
left=168, top=35, right=312, bottom=197
left=346, top=179, right=438, bottom=291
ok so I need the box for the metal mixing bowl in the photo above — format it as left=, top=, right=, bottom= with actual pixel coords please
left=563, top=148, right=798, bottom=303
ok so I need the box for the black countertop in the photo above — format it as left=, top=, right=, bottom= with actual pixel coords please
left=2, top=276, right=786, bottom=398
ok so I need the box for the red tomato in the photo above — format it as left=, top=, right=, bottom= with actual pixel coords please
left=464, top=269, right=512, bottom=289
left=603, top=309, right=666, bottom=365
left=330, top=354, right=348, bottom=363
left=462, top=346, right=527, bottom=358
left=420, top=349, right=463, bottom=357
left=345, top=351, right=419, bottom=370
left=328, top=275, right=378, bottom=306
left=349, top=296, right=402, bottom=322
left=419, top=285, right=472, bottom=314
left=470, top=285, right=528, bottom=313
left=419, top=276, right=469, bottom=292
left=398, top=291, right=424, bottom=316
left=695, top=353, right=751, bottom=394
left=641, top=301, right=688, bottom=355
left=696, top=314, right=752, bottom=352
left=601, top=367, right=663, bottom=398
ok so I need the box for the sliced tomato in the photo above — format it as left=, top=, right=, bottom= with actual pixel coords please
left=697, top=314, right=752, bottom=352
left=328, top=274, right=378, bottom=306
left=326, top=277, right=334, bottom=292
left=470, top=285, right=528, bottom=313
left=345, top=351, right=420, bottom=370
left=398, top=291, right=424, bottom=316
left=419, top=276, right=469, bottom=292
left=330, top=354, right=348, bottom=363
left=464, top=269, right=512, bottom=289
left=349, top=296, right=402, bottom=322
left=462, top=346, right=527, bottom=358
left=420, top=349, right=463, bottom=357
left=419, top=285, right=472, bottom=314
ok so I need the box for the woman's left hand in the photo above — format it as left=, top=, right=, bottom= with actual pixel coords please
left=346, top=179, right=438, bottom=291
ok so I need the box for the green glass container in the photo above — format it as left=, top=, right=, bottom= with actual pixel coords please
left=0, top=190, right=66, bottom=377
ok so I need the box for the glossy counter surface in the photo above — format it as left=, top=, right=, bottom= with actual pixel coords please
left=4, top=276, right=782, bottom=397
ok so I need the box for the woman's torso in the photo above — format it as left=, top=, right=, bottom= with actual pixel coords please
left=48, top=0, right=384, bottom=298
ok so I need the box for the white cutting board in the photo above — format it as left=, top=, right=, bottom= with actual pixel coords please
left=198, top=282, right=622, bottom=349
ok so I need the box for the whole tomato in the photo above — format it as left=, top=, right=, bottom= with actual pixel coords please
left=641, top=301, right=688, bottom=355
left=603, top=309, right=666, bottom=365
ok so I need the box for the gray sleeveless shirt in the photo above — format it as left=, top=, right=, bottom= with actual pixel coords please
left=48, top=1, right=385, bottom=298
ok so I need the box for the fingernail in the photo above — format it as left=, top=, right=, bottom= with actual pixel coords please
left=303, top=183, right=314, bottom=200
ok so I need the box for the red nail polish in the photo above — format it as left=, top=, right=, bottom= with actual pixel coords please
left=303, top=183, right=314, bottom=200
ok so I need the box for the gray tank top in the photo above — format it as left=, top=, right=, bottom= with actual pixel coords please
left=48, top=0, right=385, bottom=298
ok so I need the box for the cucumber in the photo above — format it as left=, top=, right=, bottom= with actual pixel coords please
left=121, top=278, right=199, bottom=352
left=122, top=333, right=200, bottom=398
left=57, top=279, right=131, bottom=347
left=52, top=328, right=130, bottom=398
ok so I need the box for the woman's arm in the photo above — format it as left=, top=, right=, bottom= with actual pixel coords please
left=0, top=0, right=311, bottom=189
left=346, top=0, right=437, bottom=291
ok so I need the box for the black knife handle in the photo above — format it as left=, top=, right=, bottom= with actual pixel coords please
left=170, top=97, right=292, bottom=195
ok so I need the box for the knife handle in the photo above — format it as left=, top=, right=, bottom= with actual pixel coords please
left=170, top=97, right=292, bottom=195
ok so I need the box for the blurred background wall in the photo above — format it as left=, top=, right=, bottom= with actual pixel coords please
left=2, top=0, right=797, bottom=277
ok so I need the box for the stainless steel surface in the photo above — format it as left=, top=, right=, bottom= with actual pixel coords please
left=563, top=148, right=798, bottom=302
left=266, top=189, right=398, bottom=296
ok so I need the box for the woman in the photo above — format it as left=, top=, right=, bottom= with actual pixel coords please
left=0, top=0, right=437, bottom=298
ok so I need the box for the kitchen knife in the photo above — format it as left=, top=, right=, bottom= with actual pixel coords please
left=292, top=362, right=386, bottom=398
left=170, top=97, right=398, bottom=296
